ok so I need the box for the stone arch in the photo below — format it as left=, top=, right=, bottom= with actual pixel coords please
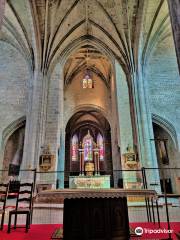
left=152, top=114, right=178, bottom=149
left=48, top=36, right=125, bottom=78
left=64, top=108, right=113, bottom=186
left=65, top=104, right=110, bottom=127
left=2, top=116, right=26, bottom=151
left=152, top=114, right=180, bottom=193
left=1, top=117, right=26, bottom=180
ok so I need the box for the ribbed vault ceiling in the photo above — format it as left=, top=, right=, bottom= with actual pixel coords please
left=64, top=44, right=112, bottom=87
left=0, top=0, right=172, bottom=79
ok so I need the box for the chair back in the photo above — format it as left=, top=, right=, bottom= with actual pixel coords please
left=0, top=183, right=9, bottom=211
left=15, top=183, right=33, bottom=211
left=9, top=180, right=20, bottom=195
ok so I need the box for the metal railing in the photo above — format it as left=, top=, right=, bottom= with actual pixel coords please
left=0, top=167, right=179, bottom=239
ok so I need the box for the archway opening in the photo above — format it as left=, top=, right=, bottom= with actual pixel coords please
left=153, top=122, right=179, bottom=193
left=2, top=122, right=25, bottom=181
left=65, top=110, right=112, bottom=187
left=61, top=42, right=123, bottom=188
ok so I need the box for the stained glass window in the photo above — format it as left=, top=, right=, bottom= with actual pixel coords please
left=83, top=130, right=93, bottom=161
left=97, top=133, right=104, bottom=161
left=82, top=74, right=93, bottom=88
left=71, top=134, right=78, bottom=161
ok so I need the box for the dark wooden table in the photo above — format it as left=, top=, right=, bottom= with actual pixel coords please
left=36, top=189, right=157, bottom=240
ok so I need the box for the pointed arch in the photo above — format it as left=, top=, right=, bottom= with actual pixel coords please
left=2, top=116, right=26, bottom=150
left=152, top=114, right=178, bottom=149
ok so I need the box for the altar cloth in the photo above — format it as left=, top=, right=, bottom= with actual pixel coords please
left=35, top=189, right=157, bottom=203
left=69, top=175, right=111, bottom=189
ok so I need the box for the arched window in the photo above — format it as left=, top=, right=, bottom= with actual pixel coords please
left=97, top=133, right=104, bottom=161
left=71, top=134, right=78, bottom=161
left=82, top=74, right=93, bottom=88
left=83, top=130, right=93, bottom=161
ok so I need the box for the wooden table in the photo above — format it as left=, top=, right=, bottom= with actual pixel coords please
left=36, top=189, right=157, bottom=240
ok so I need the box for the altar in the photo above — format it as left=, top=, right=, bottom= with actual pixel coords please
left=36, top=189, right=157, bottom=240
left=69, top=175, right=111, bottom=189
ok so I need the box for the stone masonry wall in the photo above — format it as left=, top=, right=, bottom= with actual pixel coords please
left=0, top=42, right=28, bottom=167
left=146, top=29, right=180, bottom=168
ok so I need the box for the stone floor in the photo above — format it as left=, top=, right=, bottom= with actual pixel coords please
left=129, top=205, right=180, bottom=223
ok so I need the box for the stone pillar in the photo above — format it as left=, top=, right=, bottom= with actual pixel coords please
left=168, top=0, right=180, bottom=74
left=58, top=130, right=65, bottom=188
left=133, top=64, right=161, bottom=192
left=110, top=71, right=122, bottom=187
left=110, top=125, right=120, bottom=186
left=43, top=63, right=64, bottom=188
left=57, top=66, right=65, bottom=188
left=21, top=70, right=47, bottom=182
left=115, top=62, right=135, bottom=188
left=0, top=0, right=6, bottom=30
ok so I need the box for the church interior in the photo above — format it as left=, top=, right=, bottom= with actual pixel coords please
left=0, top=0, right=180, bottom=239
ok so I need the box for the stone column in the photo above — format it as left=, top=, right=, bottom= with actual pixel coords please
left=133, top=63, right=161, bottom=192
left=57, top=66, right=65, bottom=188
left=21, top=69, right=47, bottom=182
left=0, top=0, right=6, bottom=30
left=110, top=68, right=122, bottom=187
left=115, top=61, right=135, bottom=188
left=168, top=0, right=180, bottom=74
left=43, top=63, right=64, bottom=188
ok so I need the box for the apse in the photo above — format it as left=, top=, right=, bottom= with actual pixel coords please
left=63, top=44, right=113, bottom=128
left=64, top=110, right=112, bottom=187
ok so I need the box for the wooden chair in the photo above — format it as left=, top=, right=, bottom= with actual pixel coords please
left=7, top=182, right=33, bottom=233
left=0, top=183, right=9, bottom=230
left=8, top=180, right=20, bottom=198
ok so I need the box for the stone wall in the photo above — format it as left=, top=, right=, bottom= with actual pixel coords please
left=0, top=41, right=28, bottom=168
left=64, top=71, right=111, bottom=124
left=0, top=0, right=5, bottom=29
left=153, top=123, right=179, bottom=193
left=145, top=19, right=180, bottom=192
left=146, top=29, right=180, bottom=154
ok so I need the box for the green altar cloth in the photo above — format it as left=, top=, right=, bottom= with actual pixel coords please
left=69, top=175, right=111, bottom=189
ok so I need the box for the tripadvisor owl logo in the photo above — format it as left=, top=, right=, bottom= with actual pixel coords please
left=135, top=226, right=173, bottom=236
left=135, top=227, right=143, bottom=236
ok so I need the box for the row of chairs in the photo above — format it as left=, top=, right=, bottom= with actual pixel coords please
left=0, top=182, right=34, bottom=233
